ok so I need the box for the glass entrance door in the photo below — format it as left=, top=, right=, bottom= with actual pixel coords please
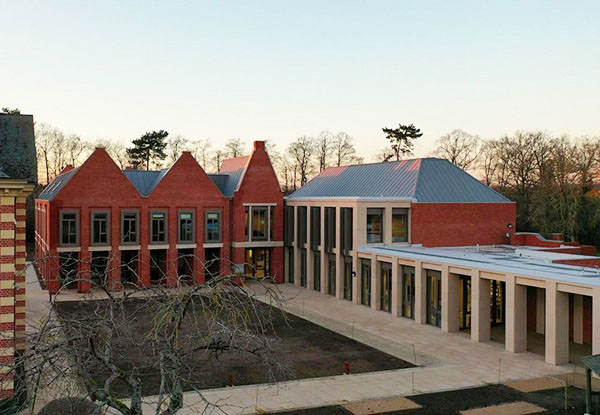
left=361, top=259, right=371, bottom=306
left=343, top=256, right=352, bottom=301
left=459, top=275, right=471, bottom=329
left=328, top=254, right=336, bottom=296
left=490, top=280, right=505, bottom=326
left=380, top=262, right=392, bottom=313
left=426, top=269, right=441, bottom=327
left=402, top=265, right=415, bottom=319
left=245, top=248, right=271, bottom=278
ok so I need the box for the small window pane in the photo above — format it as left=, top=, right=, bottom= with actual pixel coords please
left=392, top=208, right=408, bottom=242
left=366, top=208, right=383, bottom=243
left=206, top=212, right=220, bottom=242
left=252, top=207, right=267, bottom=241
left=151, top=212, right=166, bottom=243
left=179, top=212, right=194, bottom=243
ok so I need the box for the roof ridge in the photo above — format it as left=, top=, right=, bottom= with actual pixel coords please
left=412, top=159, right=424, bottom=200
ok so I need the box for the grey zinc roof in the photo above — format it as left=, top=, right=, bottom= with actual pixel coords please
left=122, top=169, right=169, bottom=197
left=286, top=158, right=512, bottom=203
left=38, top=168, right=80, bottom=201
left=216, top=156, right=249, bottom=197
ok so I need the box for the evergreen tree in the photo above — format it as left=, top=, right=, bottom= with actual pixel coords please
left=127, top=130, right=168, bottom=170
left=382, top=123, right=423, bottom=160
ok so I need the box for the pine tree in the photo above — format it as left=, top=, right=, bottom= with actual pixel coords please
left=126, top=130, right=169, bottom=170
left=382, top=123, right=423, bottom=161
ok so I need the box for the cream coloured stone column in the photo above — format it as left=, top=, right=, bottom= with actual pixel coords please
left=505, top=274, right=527, bottom=353
left=371, top=256, right=380, bottom=310
left=293, top=206, right=300, bottom=287
left=545, top=282, right=569, bottom=365
left=592, top=288, right=600, bottom=355
left=573, top=294, right=584, bottom=345
left=391, top=262, right=400, bottom=317
left=384, top=207, right=392, bottom=244
left=306, top=206, right=313, bottom=290
left=536, top=287, right=545, bottom=334
left=335, top=206, right=343, bottom=299
left=442, top=267, right=460, bottom=333
left=320, top=205, right=327, bottom=295
left=352, top=206, right=360, bottom=305
left=471, top=270, right=491, bottom=342
left=414, top=261, right=426, bottom=324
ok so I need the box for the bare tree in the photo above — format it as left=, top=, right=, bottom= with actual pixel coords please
left=93, top=139, right=130, bottom=169
left=433, top=129, right=480, bottom=170
left=225, top=138, right=244, bottom=158
left=64, top=134, right=89, bottom=167
left=190, top=139, right=213, bottom=170
left=35, top=123, right=66, bottom=184
left=16, top=253, right=289, bottom=415
left=287, top=136, right=315, bottom=187
left=315, top=131, right=333, bottom=172
left=332, top=132, right=360, bottom=167
left=213, top=149, right=227, bottom=172
left=166, top=135, right=190, bottom=165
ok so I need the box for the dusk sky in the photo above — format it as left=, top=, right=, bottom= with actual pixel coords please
left=2, top=1, right=599, bottom=159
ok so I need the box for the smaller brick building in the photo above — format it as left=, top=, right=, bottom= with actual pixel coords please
left=35, top=141, right=283, bottom=293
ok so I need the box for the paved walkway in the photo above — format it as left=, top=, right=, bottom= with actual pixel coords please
left=25, top=274, right=575, bottom=415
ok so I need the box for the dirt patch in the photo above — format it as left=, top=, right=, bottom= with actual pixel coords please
left=506, top=377, right=564, bottom=393
left=460, top=401, right=545, bottom=415
left=343, top=397, right=421, bottom=414
left=55, top=298, right=413, bottom=398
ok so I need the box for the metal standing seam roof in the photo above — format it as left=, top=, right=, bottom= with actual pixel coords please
left=215, top=156, right=249, bottom=197
left=286, top=158, right=512, bottom=203
left=37, top=168, right=80, bottom=201
left=121, top=169, right=169, bottom=197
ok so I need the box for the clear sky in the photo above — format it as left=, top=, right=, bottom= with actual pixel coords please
left=2, top=1, right=599, bottom=159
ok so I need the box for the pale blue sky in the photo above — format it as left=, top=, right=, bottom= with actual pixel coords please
left=2, top=1, right=599, bottom=158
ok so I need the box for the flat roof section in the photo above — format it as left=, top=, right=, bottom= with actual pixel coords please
left=358, top=244, right=600, bottom=287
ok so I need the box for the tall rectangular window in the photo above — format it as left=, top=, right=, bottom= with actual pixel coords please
left=284, top=206, right=294, bottom=246
left=91, top=211, right=109, bottom=245
left=60, top=211, right=78, bottom=246
left=310, top=206, right=321, bottom=248
left=367, top=208, right=384, bottom=243
left=297, top=206, right=307, bottom=246
left=269, top=206, right=275, bottom=241
left=252, top=206, right=267, bottom=241
left=392, top=208, right=409, bottom=242
left=178, top=211, right=194, bottom=243
left=324, top=207, right=336, bottom=250
left=121, top=211, right=138, bottom=244
left=245, top=206, right=250, bottom=241
left=206, top=211, right=221, bottom=242
left=150, top=211, right=167, bottom=243
left=340, top=207, right=353, bottom=252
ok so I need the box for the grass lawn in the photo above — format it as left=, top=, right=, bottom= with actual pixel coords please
left=55, top=297, right=413, bottom=397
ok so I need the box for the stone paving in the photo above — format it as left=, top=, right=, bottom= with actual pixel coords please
left=25, top=273, right=575, bottom=415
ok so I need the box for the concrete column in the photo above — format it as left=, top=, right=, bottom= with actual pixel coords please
left=293, top=206, right=300, bottom=287
left=573, top=294, right=584, bottom=345
left=371, top=256, right=379, bottom=310
left=352, top=205, right=361, bottom=305
left=545, top=282, right=569, bottom=365
left=471, top=270, right=490, bottom=342
left=593, top=288, right=600, bottom=355
left=442, top=267, right=460, bottom=333
left=391, top=262, right=401, bottom=317
left=505, top=275, right=527, bottom=353
left=320, top=206, right=327, bottom=295
left=536, top=287, right=545, bottom=334
left=414, top=262, right=426, bottom=324
left=384, top=207, right=392, bottom=244
left=335, top=206, right=343, bottom=299
left=306, top=206, right=313, bottom=290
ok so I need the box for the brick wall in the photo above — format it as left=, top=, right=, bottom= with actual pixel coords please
left=410, top=202, right=516, bottom=247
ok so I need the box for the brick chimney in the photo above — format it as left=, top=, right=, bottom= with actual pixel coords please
left=254, top=141, right=265, bottom=151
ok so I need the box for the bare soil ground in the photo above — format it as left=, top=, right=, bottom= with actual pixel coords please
left=54, top=298, right=413, bottom=397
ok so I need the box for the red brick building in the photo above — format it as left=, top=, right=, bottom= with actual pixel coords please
left=35, top=141, right=283, bottom=293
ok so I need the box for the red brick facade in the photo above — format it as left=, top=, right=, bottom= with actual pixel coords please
left=35, top=141, right=283, bottom=293
left=410, top=202, right=517, bottom=247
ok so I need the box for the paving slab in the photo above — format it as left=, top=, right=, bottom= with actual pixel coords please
left=505, top=377, right=564, bottom=393
left=343, top=397, right=421, bottom=414
left=460, top=401, right=545, bottom=415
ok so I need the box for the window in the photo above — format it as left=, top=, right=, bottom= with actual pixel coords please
left=324, top=207, right=336, bottom=250
left=206, top=211, right=221, bottom=242
left=59, top=211, right=78, bottom=246
left=178, top=211, right=194, bottom=243
left=310, top=207, right=321, bottom=248
left=297, top=206, right=307, bottom=246
left=392, top=208, right=408, bottom=242
left=284, top=206, right=294, bottom=246
left=150, top=211, right=167, bottom=243
left=245, top=206, right=250, bottom=241
left=121, top=211, right=138, bottom=244
left=251, top=206, right=267, bottom=241
left=91, top=211, right=109, bottom=245
left=269, top=206, right=275, bottom=241
left=340, top=207, right=353, bottom=252
left=367, top=208, right=384, bottom=243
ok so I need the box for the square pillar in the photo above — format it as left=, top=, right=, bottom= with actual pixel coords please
left=166, top=248, right=178, bottom=288
left=414, top=262, right=426, bottom=324
left=505, top=275, right=527, bottom=353
left=293, top=206, right=300, bottom=287
left=108, top=249, right=122, bottom=291
left=335, top=206, right=343, bottom=299
left=442, top=268, right=460, bottom=333
left=593, top=288, right=600, bottom=355
left=320, top=206, right=327, bottom=295
left=545, top=283, right=569, bottom=365
left=306, top=207, right=313, bottom=290
left=77, top=250, right=92, bottom=293
left=391, top=262, right=400, bottom=317
left=471, top=270, right=490, bottom=342
left=352, top=254, right=360, bottom=305
left=371, top=256, right=379, bottom=310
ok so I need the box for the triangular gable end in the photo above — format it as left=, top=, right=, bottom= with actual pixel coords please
left=235, top=141, right=282, bottom=196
